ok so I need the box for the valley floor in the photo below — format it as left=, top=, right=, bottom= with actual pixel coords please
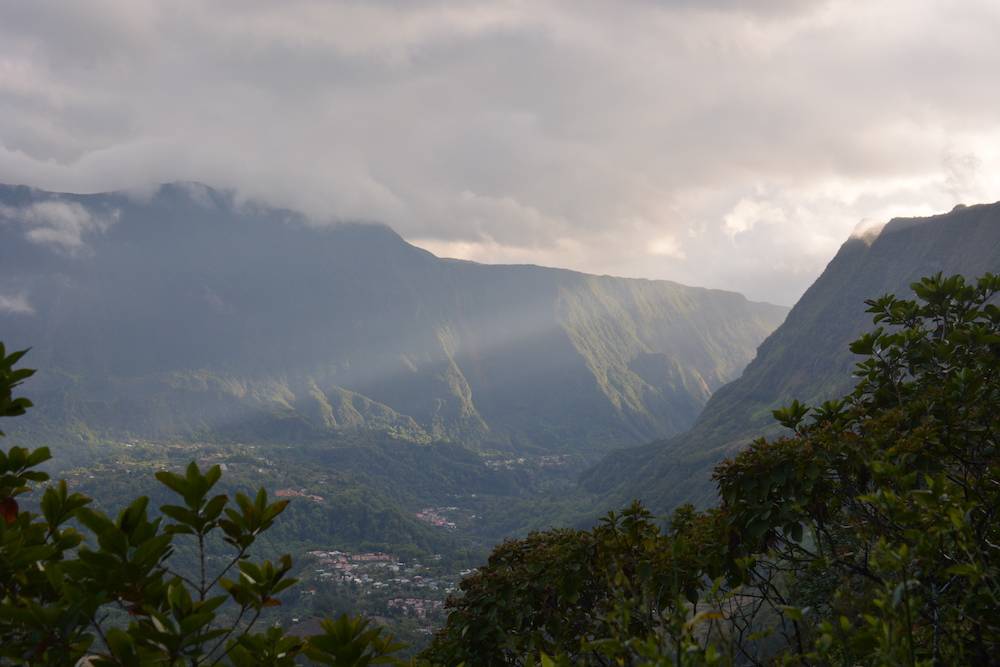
left=32, top=436, right=612, bottom=652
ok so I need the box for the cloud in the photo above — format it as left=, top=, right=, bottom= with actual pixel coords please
left=723, top=199, right=787, bottom=240
left=646, top=235, right=686, bottom=260
left=0, top=0, right=998, bottom=303
left=942, top=151, right=982, bottom=200
left=849, top=218, right=888, bottom=244
left=0, top=293, right=34, bottom=315
left=0, top=200, right=120, bottom=252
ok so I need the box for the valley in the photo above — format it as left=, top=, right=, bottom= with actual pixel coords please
left=0, top=183, right=792, bottom=650
left=33, top=434, right=599, bottom=650
left=3, top=183, right=999, bottom=659
left=3, top=4, right=998, bottom=661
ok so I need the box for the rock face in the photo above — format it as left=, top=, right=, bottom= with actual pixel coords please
left=0, top=183, right=786, bottom=456
left=582, top=201, right=1000, bottom=509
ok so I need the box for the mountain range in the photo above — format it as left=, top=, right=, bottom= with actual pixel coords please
left=581, top=201, right=1000, bottom=512
left=0, top=182, right=787, bottom=457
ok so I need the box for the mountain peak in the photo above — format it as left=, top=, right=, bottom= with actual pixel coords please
left=584, top=200, right=1000, bottom=511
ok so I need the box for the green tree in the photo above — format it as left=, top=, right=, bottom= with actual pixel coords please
left=422, top=500, right=732, bottom=666
left=6, top=271, right=999, bottom=665
left=428, top=272, right=1000, bottom=666
left=0, top=344, right=406, bottom=665
left=715, top=272, right=1000, bottom=665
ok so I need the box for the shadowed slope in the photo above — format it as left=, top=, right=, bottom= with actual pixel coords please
left=583, top=202, right=1000, bottom=509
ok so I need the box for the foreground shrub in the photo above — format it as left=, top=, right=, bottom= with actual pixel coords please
left=427, top=273, right=1000, bottom=666
left=0, top=343, right=406, bottom=666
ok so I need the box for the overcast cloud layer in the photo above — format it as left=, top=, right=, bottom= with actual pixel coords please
left=1, top=0, right=998, bottom=304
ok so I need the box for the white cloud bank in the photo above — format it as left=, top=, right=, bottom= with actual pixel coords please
left=0, top=293, right=34, bottom=315
left=1, top=0, right=999, bottom=304
left=0, top=200, right=120, bottom=252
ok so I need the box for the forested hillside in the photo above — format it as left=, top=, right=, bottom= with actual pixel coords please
left=0, top=182, right=786, bottom=456
left=5, top=272, right=997, bottom=665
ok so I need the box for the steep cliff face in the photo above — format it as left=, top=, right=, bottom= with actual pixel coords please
left=583, top=202, right=1000, bottom=507
left=0, top=183, right=786, bottom=455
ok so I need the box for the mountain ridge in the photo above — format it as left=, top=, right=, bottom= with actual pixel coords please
left=0, top=182, right=787, bottom=457
left=582, top=199, right=1000, bottom=509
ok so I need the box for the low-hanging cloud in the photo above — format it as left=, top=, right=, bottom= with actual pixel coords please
left=1, top=0, right=999, bottom=304
left=0, top=200, right=120, bottom=252
left=0, top=293, right=34, bottom=315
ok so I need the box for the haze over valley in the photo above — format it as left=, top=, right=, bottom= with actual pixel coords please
left=0, top=182, right=787, bottom=456
left=2, top=1, right=1000, bottom=662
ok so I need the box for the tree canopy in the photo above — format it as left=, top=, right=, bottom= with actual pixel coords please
left=3, top=272, right=999, bottom=665
left=426, top=272, right=1000, bottom=666
left=0, top=345, right=406, bottom=665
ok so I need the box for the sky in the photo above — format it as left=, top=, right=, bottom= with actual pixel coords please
left=1, top=1, right=999, bottom=305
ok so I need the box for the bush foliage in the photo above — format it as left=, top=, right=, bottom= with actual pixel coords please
left=0, top=346, right=405, bottom=665
left=3, top=272, right=999, bottom=665
left=425, top=273, right=1000, bottom=666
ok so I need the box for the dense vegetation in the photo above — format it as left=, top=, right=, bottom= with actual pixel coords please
left=0, top=344, right=407, bottom=665
left=425, top=272, right=1000, bottom=665
left=3, top=272, right=998, bottom=665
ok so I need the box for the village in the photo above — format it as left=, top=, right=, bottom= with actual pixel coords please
left=414, top=506, right=458, bottom=529
left=483, top=453, right=572, bottom=470
left=302, top=547, right=472, bottom=626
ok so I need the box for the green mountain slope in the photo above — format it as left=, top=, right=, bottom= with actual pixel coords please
left=0, top=182, right=786, bottom=457
left=583, top=201, right=1000, bottom=511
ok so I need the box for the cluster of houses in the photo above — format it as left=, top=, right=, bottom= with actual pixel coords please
left=414, top=507, right=458, bottom=529
left=484, top=456, right=527, bottom=470
left=305, top=549, right=451, bottom=591
left=302, top=548, right=468, bottom=628
left=275, top=488, right=326, bottom=503
left=483, top=454, right=571, bottom=470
